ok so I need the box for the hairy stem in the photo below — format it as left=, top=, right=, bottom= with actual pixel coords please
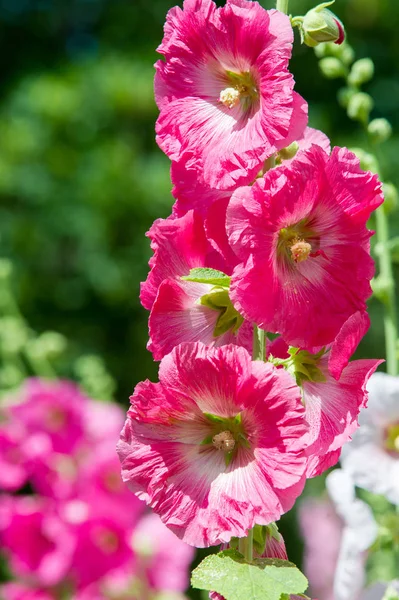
left=276, top=0, right=289, bottom=14
left=375, top=204, right=398, bottom=375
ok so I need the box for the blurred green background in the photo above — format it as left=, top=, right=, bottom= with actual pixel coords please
left=0, top=0, right=398, bottom=594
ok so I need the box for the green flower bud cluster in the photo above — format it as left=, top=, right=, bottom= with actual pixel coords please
left=74, top=354, right=116, bottom=401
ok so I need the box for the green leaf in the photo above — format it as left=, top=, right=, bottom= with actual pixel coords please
left=181, top=268, right=231, bottom=287
left=191, top=549, right=308, bottom=600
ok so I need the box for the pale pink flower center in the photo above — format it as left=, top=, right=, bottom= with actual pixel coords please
left=92, top=526, right=120, bottom=554
left=384, top=422, right=399, bottom=454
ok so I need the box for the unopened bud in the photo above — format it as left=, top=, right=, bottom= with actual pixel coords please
left=337, top=86, right=356, bottom=109
left=319, top=56, right=346, bottom=79
left=368, top=118, right=392, bottom=145
left=348, top=58, right=374, bottom=86
left=278, top=141, right=299, bottom=160
left=347, top=92, right=374, bottom=124
left=301, top=1, right=345, bottom=48
left=382, top=182, right=398, bottom=215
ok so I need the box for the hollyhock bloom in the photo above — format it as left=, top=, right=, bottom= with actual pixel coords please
left=132, top=513, right=195, bottom=592
left=269, top=312, right=382, bottom=477
left=170, top=128, right=330, bottom=266
left=0, top=495, right=74, bottom=587
left=341, top=372, right=399, bottom=505
left=0, top=583, right=56, bottom=600
left=118, top=342, right=308, bottom=547
left=326, top=470, right=378, bottom=600
left=155, top=0, right=307, bottom=189
left=227, top=146, right=383, bottom=348
left=0, top=420, right=29, bottom=492
left=10, top=379, right=88, bottom=454
left=141, top=211, right=252, bottom=360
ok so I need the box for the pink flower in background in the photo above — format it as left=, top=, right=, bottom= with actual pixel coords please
left=155, top=0, right=307, bottom=189
left=141, top=211, right=251, bottom=360
left=299, top=497, right=342, bottom=600
left=0, top=421, right=29, bottom=492
left=227, top=146, right=383, bottom=348
left=268, top=312, right=382, bottom=477
left=0, top=495, right=74, bottom=587
left=118, top=342, right=308, bottom=547
left=10, top=379, right=88, bottom=454
left=132, top=512, right=195, bottom=592
left=0, top=583, right=56, bottom=600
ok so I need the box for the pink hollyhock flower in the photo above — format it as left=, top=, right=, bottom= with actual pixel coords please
left=155, top=0, right=307, bottom=189
left=76, top=443, right=145, bottom=529
left=171, top=128, right=330, bottom=268
left=141, top=211, right=252, bottom=361
left=268, top=312, right=382, bottom=477
left=0, top=495, right=74, bottom=587
left=227, top=146, right=383, bottom=348
left=132, top=512, right=195, bottom=592
left=0, top=420, right=28, bottom=492
left=118, top=342, right=308, bottom=547
left=0, top=583, right=56, bottom=600
left=10, top=379, right=88, bottom=454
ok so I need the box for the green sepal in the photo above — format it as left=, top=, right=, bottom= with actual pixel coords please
left=203, top=413, right=225, bottom=424
left=181, top=268, right=230, bottom=287
left=238, top=433, right=251, bottom=449
left=252, top=524, right=268, bottom=555
left=200, top=435, right=214, bottom=446
left=191, top=549, right=308, bottom=600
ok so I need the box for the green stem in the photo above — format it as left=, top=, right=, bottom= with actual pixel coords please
left=276, top=0, right=289, bottom=14
left=375, top=204, right=398, bottom=375
left=238, top=528, right=254, bottom=562
left=252, top=325, right=266, bottom=361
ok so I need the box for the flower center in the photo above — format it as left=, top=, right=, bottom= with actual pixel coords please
left=219, top=71, right=258, bottom=111
left=290, top=238, right=312, bottom=263
left=212, top=430, right=236, bottom=452
left=200, top=412, right=250, bottom=467
left=200, top=286, right=244, bottom=338
left=278, top=223, right=315, bottom=265
left=385, top=423, right=399, bottom=454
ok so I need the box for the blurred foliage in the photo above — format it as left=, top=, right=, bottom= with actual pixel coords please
left=0, top=0, right=398, bottom=595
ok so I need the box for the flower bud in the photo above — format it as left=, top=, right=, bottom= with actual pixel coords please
left=337, top=86, right=356, bottom=109
left=347, top=92, right=374, bottom=123
left=382, top=182, right=398, bottom=215
left=301, top=1, right=345, bottom=48
left=319, top=56, right=346, bottom=79
left=368, top=118, right=392, bottom=145
left=348, top=58, right=374, bottom=86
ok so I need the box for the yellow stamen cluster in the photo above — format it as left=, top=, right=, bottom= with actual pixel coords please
left=212, top=430, right=236, bottom=452
left=219, top=87, right=241, bottom=109
left=290, top=238, right=312, bottom=263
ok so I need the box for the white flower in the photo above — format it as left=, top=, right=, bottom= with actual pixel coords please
left=326, top=469, right=378, bottom=600
left=340, top=372, right=399, bottom=504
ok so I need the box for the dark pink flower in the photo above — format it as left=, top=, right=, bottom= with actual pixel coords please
left=0, top=495, right=74, bottom=587
left=0, top=583, right=56, bottom=600
left=141, top=211, right=251, bottom=360
left=268, top=312, right=382, bottom=477
left=227, top=146, right=383, bottom=348
left=155, top=0, right=307, bottom=189
left=10, top=379, right=88, bottom=454
left=0, top=421, right=28, bottom=492
left=118, top=342, right=308, bottom=547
